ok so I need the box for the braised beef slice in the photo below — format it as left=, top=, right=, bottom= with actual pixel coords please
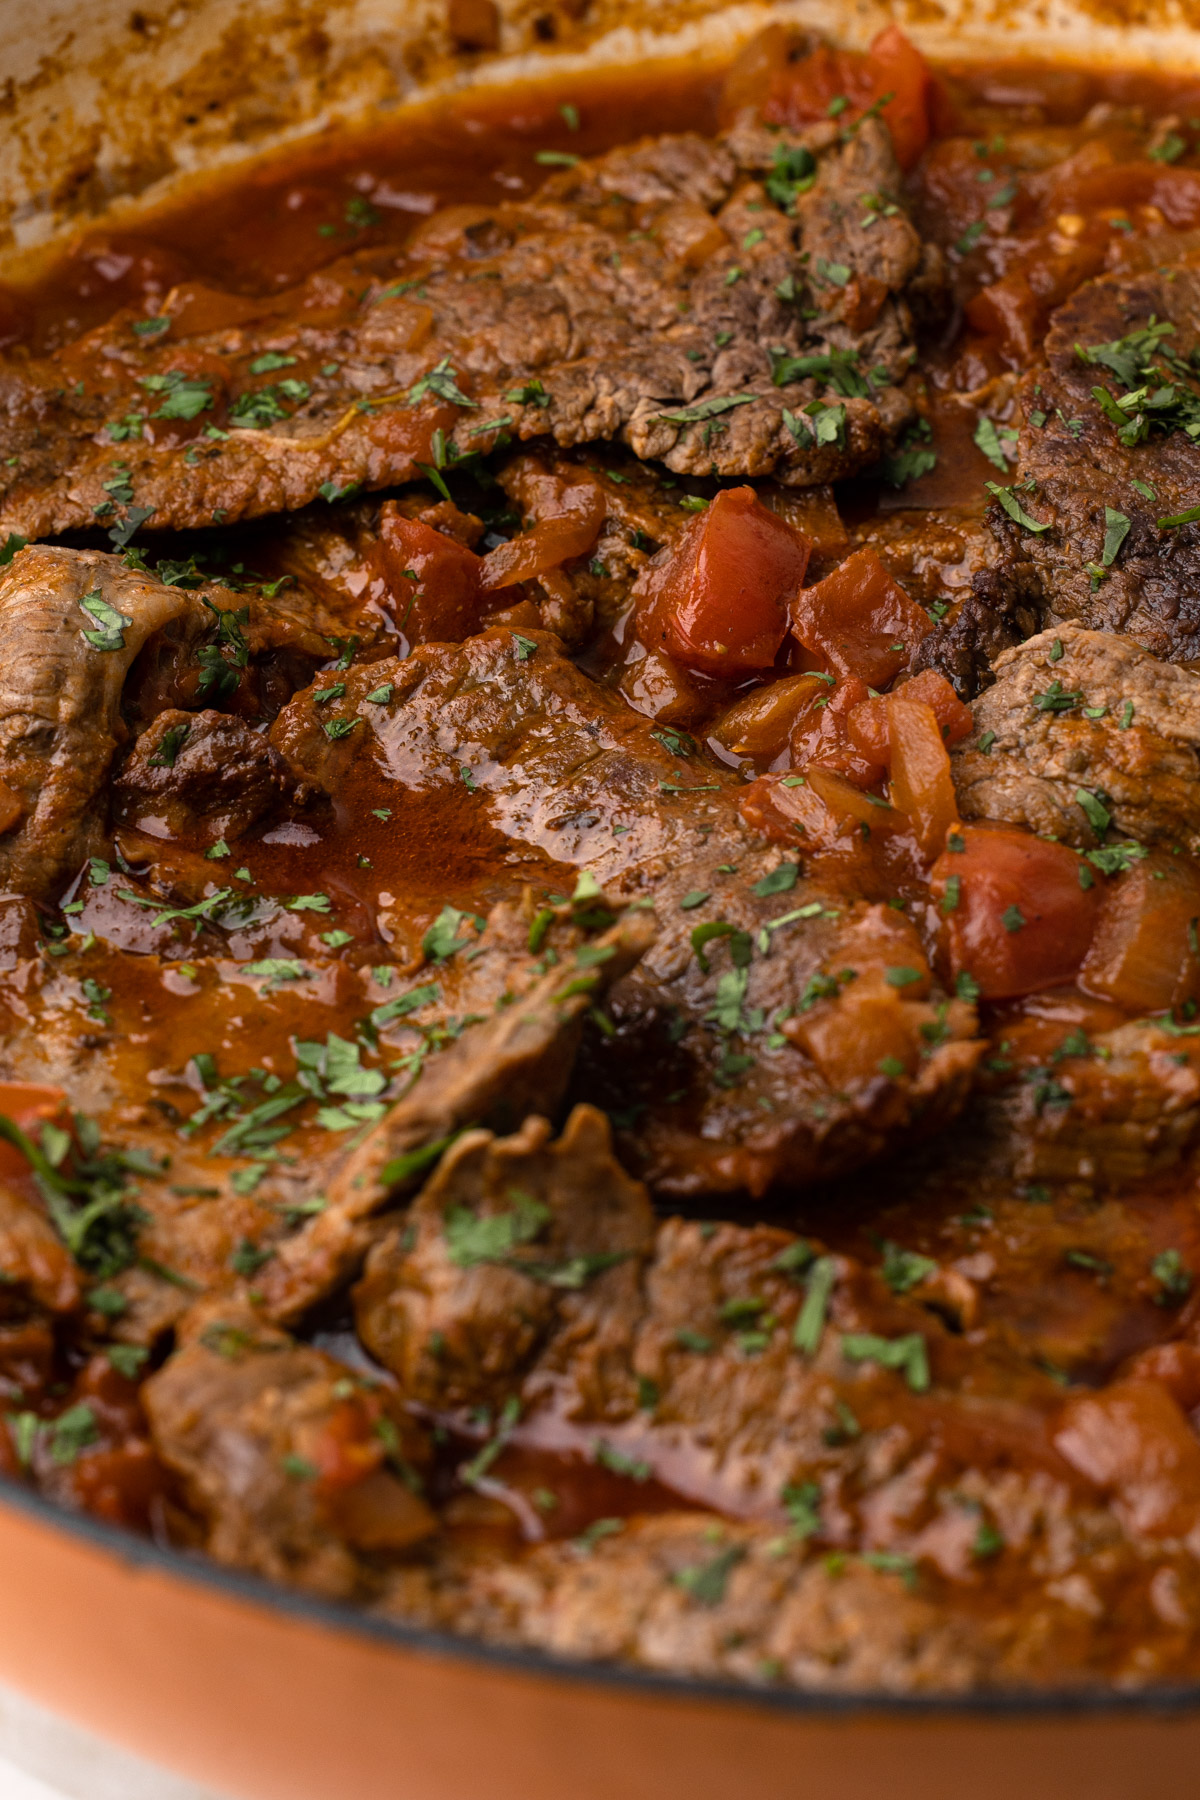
left=113, top=709, right=315, bottom=847
left=0, top=547, right=208, bottom=900
left=367, top=1110, right=1200, bottom=1689
left=251, top=908, right=656, bottom=1327
left=356, top=1108, right=1064, bottom=1512
left=978, top=264, right=1200, bottom=664
left=270, top=627, right=980, bottom=1197
left=953, top=624, right=1200, bottom=851
left=0, top=120, right=930, bottom=537
left=143, top=1297, right=435, bottom=1596
left=383, top=1502, right=1200, bottom=1690
left=986, top=1019, right=1200, bottom=1189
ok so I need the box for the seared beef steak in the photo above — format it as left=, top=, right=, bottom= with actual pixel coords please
left=0, top=120, right=930, bottom=538
left=272, top=627, right=980, bottom=1196
left=385, top=1500, right=1200, bottom=1690
left=953, top=625, right=1200, bottom=852
left=144, top=1297, right=435, bottom=1597
left=981, top=264, right=1200, bottom=663
left=0, top=547, right=208, bottom=900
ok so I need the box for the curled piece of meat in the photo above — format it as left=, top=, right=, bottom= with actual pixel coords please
left=143, top=1298, right=435, bottom=1597
left=0, top=546, right=206, bottom=899
left=356, top=1107, right=1067, bottom=1518
left=0, top=121, right=928, bottom=537
left=113, top=708, right=315, bottom=848
left=953, top=624, right=1200, bottom=852
left=252, top=908, right=656, bottom=1325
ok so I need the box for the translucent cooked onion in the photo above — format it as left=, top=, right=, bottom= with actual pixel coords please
left=885, top=695, right=959, bottom=859
left=1080, top=854, right=1200, bottom=1013
left=711, top=671, right=831, bottom=759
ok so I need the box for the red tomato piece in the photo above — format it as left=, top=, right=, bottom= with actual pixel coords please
left=790, top=548, right=932, bottom=689
left=930, top=824, right=1099, bottom=1001
left=764, top=26, right=932, bottom=171
left=0, top=1081, right=69, bottom=1182
left=848, top=668, right=974, bottom=761
left=637, top=486, right=810, bottom=676
left=376, top=504, right=484, bottom=646
left=789, top=674, right=885, bottom=787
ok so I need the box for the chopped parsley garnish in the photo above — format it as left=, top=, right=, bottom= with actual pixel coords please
left=792, top=1255, right=838, bottom=1357
left=407, top=357, right=476, bottom=408
left=879, top=1241, right=936, bottom=1293
left=78, top=590, right=133, bottom=652
left=841, top=1330, right=930, bottom=1391
left=673, top=1542, right=746, bottom=1606
left=655, top=394, right=756, bottom=426
left=986, top=480, right=1050, bottom=533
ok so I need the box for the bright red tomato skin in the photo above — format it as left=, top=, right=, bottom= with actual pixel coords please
left=376, top=505, right=484, bottom=645
left=790, top=547, right=932, bottom=688
left=637, top=486, right=811, bottom=676
left=764, top=25, right=932, bottom=170
left=931, top=824, right=1099, bottom=1001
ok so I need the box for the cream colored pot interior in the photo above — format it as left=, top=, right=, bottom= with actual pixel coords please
left=3, top=0, right=1200, bottom=285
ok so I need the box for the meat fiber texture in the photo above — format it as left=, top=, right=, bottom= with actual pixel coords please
left=361, top=1110, right=1200, bottom=1691
left=271, top=625, right=981, bottom=1197
left=0, top=119, right=930, bottom=537
left=977, top=262, right=1200, bottom=665
left=953, top=624, right=1200, bottom=853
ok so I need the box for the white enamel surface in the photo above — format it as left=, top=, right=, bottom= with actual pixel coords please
left=0, top=1684, right=227, bottom=1800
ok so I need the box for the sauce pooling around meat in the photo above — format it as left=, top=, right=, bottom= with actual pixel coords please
left=2, top=40, right=1200, bottom=1694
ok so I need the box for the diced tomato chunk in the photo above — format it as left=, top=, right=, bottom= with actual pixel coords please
left=0, top=1082, right=69, bottom=1181
left=790, top=548, right=931, bottom=689
left=789, top=674, right=884, bottom=787
left=375, top=504, right=484, bottom=645
left=637, top=486, right=810, bottom=676
left=764, top=26, right=932, bottom=171
left=738, top=768, right=896, bottom=858
left=848, top=668, right=974, bottom=761
left=930, top=824, right=1098, bottom=1001
left=886, top=696, right=959, bottom=859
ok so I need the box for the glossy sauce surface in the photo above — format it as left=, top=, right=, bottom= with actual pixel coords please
left=4, top=47, right=1200, bottom=1589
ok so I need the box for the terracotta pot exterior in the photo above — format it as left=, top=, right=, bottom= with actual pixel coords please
left=0, top=1491, right=1195, bottom=1800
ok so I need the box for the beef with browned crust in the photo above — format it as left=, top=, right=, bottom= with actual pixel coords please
left=143, top=1297, right=435, bottom=1597
left=270, top=626, right=980, bottom=1198
left=0, top=120, right=931, bottom=538
left=952, top=624, right=1200, bottom=852
left=978, top=263, right=1200, bottom=665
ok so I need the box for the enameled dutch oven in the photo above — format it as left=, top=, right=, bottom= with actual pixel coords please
left=3, top=0, right=1200, bottom=1792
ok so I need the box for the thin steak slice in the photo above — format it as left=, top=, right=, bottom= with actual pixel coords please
left=0, top=119, right=930, bottom=537
left=384, top=1501, right=1200, bottom=1692
left=0, top=543, right=349, bottom=900
left=952, top=624, right=1200, bottom=853
left=371, top=1111, right=1200, bottom=1692
left=975, top=262, right=1200, bottom=665
left=270, top=626, right=980, bottom=1197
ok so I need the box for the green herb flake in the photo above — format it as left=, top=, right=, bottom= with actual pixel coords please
left=985, top=480, right=1050, bottom=533
left=841, top=1330, right=930, bottom=1392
